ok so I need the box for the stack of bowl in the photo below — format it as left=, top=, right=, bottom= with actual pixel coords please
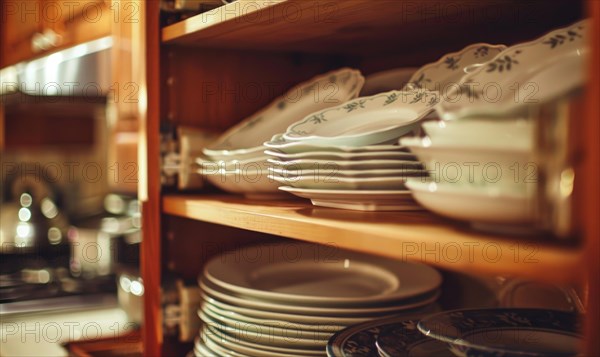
left=193, top=243, right=442, bottom=356
left=198, top=68, right=365, bottom=199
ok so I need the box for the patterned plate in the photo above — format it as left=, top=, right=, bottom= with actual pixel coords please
left=417, top=308, right=582, bottom=357
left=326, top=306, right=439, bottom=357
left=376, top=321, right=451, bottom=357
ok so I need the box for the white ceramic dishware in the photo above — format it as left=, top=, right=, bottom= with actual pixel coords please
left=264, top=134, right=404, bottom=154
left=200, top=278, right=441, bottom=316
left=202, top=296, right=371, bottom=328
left=203, top=68, right=365, bottom=158
left=404, top=43, right=506, bottom=92
left=405, top=179, right=536, bottom=226
left=204, top=243, right=442, bottom=307
left=270, top=174, right=412, bottom=190
left=278, top=186, right=422, bottom=211
left=203, top=325, right=323, bottom=357
left=400, top=137, right=536, bottom=191
left=199, top=309, right=330, bottom=347
left=200, top=309, right=331, bottom=348
left=437, top=20, right=589, bottom=120
left=420, top=118, right=534, bottom=150
left=264, top=149, right=416, bottom=161
left=203, top=302, right=344, bottom=332
left=270, top=167, right=425, bottom=179
left=283, top=89, right=439, bottom=146
left=268, top=158, right=423, bottom=171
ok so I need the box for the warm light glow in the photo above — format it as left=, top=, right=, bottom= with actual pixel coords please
left=120, top=276, right=132, bottom=293
left=20, top=193, right=33, bottom=207
left=18, top=208, right=32, bottom=222
left=41, top=198, right=59, bottom=219
left=48, top=227, right=62, bottom=245
left=130, top=280, right=144, bottom=296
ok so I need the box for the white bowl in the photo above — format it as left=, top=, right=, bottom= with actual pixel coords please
left=203, top=68, right=365, bottom=157
left=283, top=89, right=438, bottom=146
left=421, top=119, right=533, bottom=150
left=406, top=179, right=536, bottom=225
left=400, top=137, right=537, bottom=192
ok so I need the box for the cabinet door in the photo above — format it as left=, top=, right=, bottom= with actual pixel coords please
left=1, top=0, right=43, bottom=66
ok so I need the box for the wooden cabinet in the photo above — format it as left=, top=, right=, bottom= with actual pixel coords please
left=137, top=1, right=599, bottom=355
left=0, top=0, right=112, bottom=66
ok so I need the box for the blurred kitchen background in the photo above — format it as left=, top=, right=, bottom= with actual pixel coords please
left=1, top=1, right=146, bottom=355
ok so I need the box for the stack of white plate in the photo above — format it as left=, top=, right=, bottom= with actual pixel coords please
left=402, top=19, right=589, bottom=232
left=197, top=68, right=365, bottom=199
left=193, top=243, right=442, bottom=357
left=265, top=89, right=439, bottom=211
left=263, top=42, right=508, bottom=211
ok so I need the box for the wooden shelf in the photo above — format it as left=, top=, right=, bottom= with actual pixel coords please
left=161, top=0, right=581, bottom=55
left=163, top=194, right=583, bottom=284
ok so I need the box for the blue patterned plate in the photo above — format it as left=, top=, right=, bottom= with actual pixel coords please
left=326, top=306, right=439, bottom=357
left=417, top=308, right=582, bottom=357
left=376, top=321, right=452, bottom=357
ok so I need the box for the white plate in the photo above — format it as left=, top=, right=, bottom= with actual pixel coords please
left=203, top=325, right=323, bottom=357
left=278, top=186, right=422, bottom=211
left=204, top=243, right=441, bottom=306
left=406, top=179, right=536, bottom=225
left=203, top=301, right=344, bottom=332
left=264, top=149, right=416, bottom=161
left=284, top=89, right=438, bottom=146
left=200, top=306, right=333, bottom=340
left=270, top=174, right=416, bottom=190
left=200, top=278, right=441, bottom=316
left=202, top=296, right=369, bottom=328
left=400, top=137, right=535, bottom=191
left=270, top=167, right=425, bottom=179
left=202, top=335, right=249, bottom=357
left=264, top=134, right=404, bottom=154
left=404, top=43, right=506, bottom=91
left=268, top=158, right=423, bottom=170
left=203, top=68, right=364, bottom=157
left=421, top=118, right=533, bottom=150
left=437, top=20, right=589, bottom=120
left=194, top=337, right=218, bottom=357
left=199, top=309, right=328, bottom=348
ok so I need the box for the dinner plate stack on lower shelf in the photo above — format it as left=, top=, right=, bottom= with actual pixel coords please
left=197, top=68, right=365, bottom=199
left=193, top=243, right=442, bottom=357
